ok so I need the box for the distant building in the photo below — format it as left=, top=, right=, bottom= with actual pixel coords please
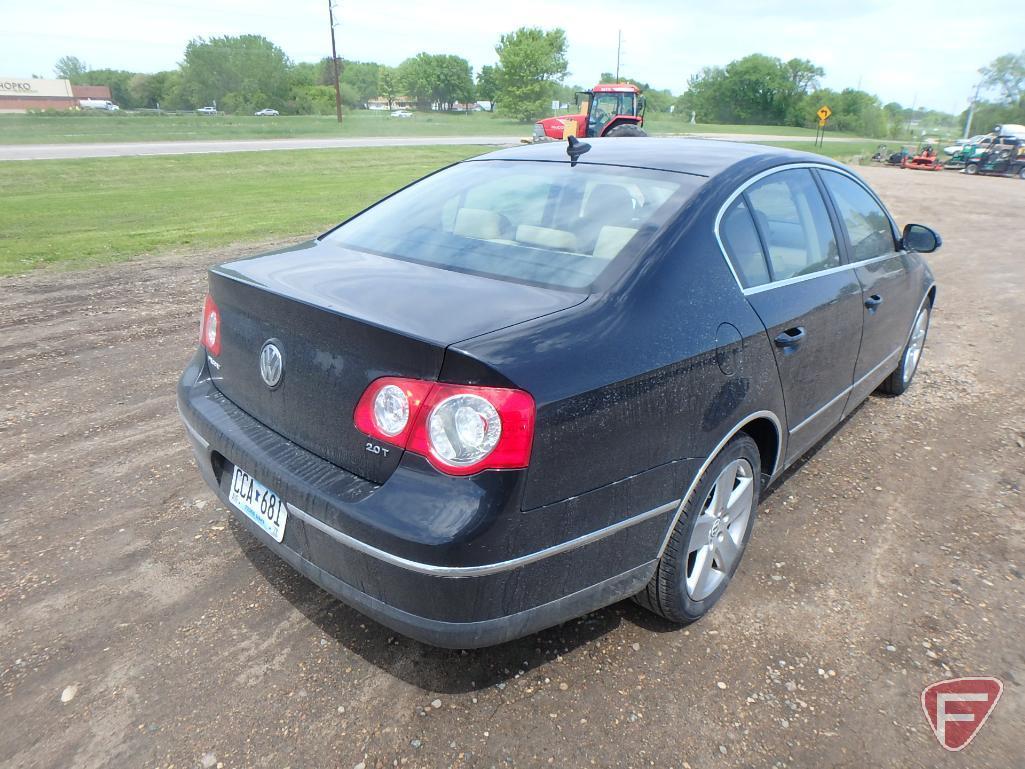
left=0, top=76, right=113, bottom=112
left=367, top=96, right=415, bottom=110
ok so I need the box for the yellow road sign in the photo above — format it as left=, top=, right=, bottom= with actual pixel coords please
left=818, top=118, right=827, bottom=128
left=817, top=105, right=832, bottom=121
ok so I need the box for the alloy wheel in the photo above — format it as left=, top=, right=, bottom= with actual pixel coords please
left=685, top=458, right=755, bottom=600
left=903, top=307, right=929, bottom=385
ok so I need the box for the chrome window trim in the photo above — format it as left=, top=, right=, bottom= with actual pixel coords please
left=655, top=410, right=783, bottom=559
left=713, top=162, right=903, bottom=296
left=286, top=499, right=680, bottom=579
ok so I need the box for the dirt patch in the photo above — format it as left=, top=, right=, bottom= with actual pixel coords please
left=0, top=168, right=1022, bottom=768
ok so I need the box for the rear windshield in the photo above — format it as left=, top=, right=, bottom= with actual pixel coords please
left=325, top=159, right=700, bottom=290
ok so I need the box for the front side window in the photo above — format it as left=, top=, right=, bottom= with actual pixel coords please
left=327, top=160, right=698, bottom=290
left=745, top=169, right=840, bottom=281
left=819, top=171, right=895, bottom=261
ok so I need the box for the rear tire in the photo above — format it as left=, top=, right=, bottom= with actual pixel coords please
left=604, top=124, right=648, bottom=137
left=1018, top=167, right=1025, bottom=180
left=879, top=303, right=930, bottom=396
left=633, top=434, right=761, bottom=624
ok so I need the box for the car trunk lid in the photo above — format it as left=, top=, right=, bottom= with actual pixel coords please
left=206, top=239, right=584, bottom=484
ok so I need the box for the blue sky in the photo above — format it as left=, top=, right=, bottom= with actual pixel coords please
left=2, top=0, right=1023, bottom=112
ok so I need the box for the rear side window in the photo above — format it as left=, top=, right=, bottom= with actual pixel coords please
left=745, top=169, right=840, bottom=281
left=819, top=171, right=896, bottom=261
left=720, top=199, right=771, bottom=288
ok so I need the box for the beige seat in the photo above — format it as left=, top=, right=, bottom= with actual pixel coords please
left=592, top=226, right=638, bottom=260
left=453, top=208, right=505, bottom=240
left=515, top=225, right=579, bottom=252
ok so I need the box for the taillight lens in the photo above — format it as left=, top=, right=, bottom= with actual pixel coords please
left=354, top=378, right=535, bottom=475
left=199, top=294, right=221, bottom=357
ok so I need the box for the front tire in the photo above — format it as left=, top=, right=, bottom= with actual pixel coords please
left=1018, top=167, right=1025, bottom=180
left=965, top=163, right=979, bottom=175
left=634, top=434, right=761, bottom=624
left=604, top=124, right=648, bottom=137
left=879, top=303, right=930, bottom=395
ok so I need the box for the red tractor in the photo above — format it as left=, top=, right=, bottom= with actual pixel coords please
left=532, top=83, right=647, bottom=141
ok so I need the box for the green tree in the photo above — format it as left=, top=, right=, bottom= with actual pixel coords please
left=495, top=27, right=569, bottom=121
left=179, top=35, right=292, bottom=111
left=76, top=69, right=137, bottom=106
left=476, top=64, right=500, bottom=111
left=378, top=68, right=400, bottom=109
left=398, top=53, right=474, bottom=110
left=980, top=51, right=1025, bottom=103
left=677, top=54, right=821, bottom=125
left=340, top=60, right=382, bottom=107
left=54, top=56, right=89, bottom=80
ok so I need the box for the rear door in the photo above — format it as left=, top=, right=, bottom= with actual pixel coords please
left=816, top=169, right=916, bottom=407
left=720, top=168, right=863, bottom=463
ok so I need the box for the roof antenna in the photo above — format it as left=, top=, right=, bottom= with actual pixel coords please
left=566, top=135, right=591, bottom=166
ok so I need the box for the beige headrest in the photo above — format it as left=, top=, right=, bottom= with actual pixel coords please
left=592, top=226, right=637, bottom=260
left=515, top=225, right=578, bottom=252
left=454, top=208, right=504, bottom=240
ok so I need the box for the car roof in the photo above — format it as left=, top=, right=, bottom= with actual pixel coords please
left=471, top=137, right=838, bottom=178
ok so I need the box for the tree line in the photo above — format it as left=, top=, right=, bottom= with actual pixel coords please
left=52, top=38, right=1025, bottom=137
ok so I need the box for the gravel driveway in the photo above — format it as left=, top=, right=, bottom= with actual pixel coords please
left=1, top=166, right=1022, bottom=769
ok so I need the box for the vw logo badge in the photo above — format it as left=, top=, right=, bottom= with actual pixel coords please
left=259, top=341, right=283, bottom=388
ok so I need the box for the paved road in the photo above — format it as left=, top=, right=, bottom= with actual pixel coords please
left=0, top=135, right=525, bottom=161
left=0, top=133, right=863, bottom=161
left=1, top=168, right=1022, bottom=768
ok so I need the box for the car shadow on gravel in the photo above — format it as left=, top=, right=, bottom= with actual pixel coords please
left=227, top=397, right=878, bottom=693
left=230, top=519, right=681, bottom=694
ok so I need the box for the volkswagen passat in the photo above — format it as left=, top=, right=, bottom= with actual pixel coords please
left=178, top=138, right=939, bottom=647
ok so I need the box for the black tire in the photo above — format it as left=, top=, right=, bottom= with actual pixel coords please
left=633, top=434, right=761, bottom=624
left=965, top=163, right=979, bottom=175
left=604, top=124, right=648, bottom=137
left=879, top=303, right=931, bottom=396
left=1018, top=166, right=1025, bottom=180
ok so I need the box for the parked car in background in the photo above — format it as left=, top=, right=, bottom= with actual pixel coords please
left=196, top=106, right=217, bottom=115
left=255, top=108, right=279, bottom=116
left=390, top=109, right=413, bottom=118
left=179, top=138, right=940, bottom=648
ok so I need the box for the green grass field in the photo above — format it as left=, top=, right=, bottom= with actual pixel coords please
left=0, top=110, right=858, bottom=145
left=0, top=146, right=482, bottom=275
left=0, top=140, right=876, bottom=277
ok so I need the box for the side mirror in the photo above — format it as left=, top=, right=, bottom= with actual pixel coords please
left=902, top=223, right=942, bottom=253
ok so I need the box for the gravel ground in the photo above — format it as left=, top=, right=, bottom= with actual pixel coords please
left=0, top=166, right=1022, bottom=769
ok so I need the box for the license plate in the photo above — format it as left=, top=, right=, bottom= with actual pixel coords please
left=228, top=465, right=287, bottom=543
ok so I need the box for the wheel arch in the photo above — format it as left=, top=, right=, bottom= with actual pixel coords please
left=655, top=410, right=782, bottom=559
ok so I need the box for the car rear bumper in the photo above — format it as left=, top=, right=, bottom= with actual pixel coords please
left=177, top=351, right=677, bottom=647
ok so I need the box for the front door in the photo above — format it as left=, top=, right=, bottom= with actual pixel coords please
left=817, top=169, right=917, bottom=407
left=735, top=169, right=864, bottom=462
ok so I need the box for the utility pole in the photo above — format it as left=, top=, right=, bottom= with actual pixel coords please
left=615, top=30, right=622, bottom=81
left=963, top=81, right=982, bottom=139
left=328, top=0, right=343, bottom=124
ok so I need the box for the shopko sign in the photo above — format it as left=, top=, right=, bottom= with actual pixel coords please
left=0, top=77, right=73, bottom=98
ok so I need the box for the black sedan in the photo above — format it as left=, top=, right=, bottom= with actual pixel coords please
left=178, top=138, right=939, bottom=648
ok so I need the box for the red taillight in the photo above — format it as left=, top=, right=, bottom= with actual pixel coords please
left=199, top=294, right=221, bottom=357
left=354, top=377, right=535, bottom=476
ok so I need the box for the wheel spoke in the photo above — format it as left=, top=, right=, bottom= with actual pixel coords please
left=712, top=462, right=739, bottom=515
left=689, top=545, right=714, bottom=596
left=689, top=514, right=715, bottom=551
left=726, top=476, right=754, bottom=522
left=714, top=532, right=740, bottom=571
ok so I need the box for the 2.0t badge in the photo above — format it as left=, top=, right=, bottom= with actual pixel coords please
left=259, top=341, right=283, bottom=388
